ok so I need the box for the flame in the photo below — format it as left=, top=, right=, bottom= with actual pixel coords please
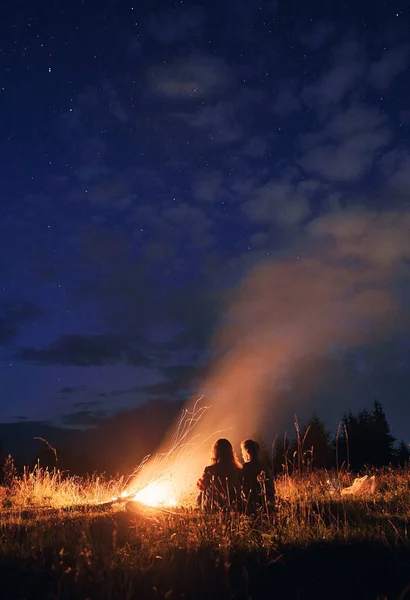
left=132, top=480, right=178, bottom=507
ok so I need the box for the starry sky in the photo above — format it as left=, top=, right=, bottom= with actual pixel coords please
left=1, top=0, right=410, bottom=437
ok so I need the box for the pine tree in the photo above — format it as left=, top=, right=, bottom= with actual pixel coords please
left=302, top=415, right=332, bottom=469
left=396, top=441, right=410, bottom=466
left=370, top=400, right=395, bottom=466
left=339, top=402, right=395, bottom=470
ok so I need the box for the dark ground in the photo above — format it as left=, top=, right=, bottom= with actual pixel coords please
left=1, top=509, right=410, bottom=600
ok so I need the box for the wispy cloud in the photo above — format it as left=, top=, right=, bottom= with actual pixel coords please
left=17, top=333, right=152, bottom=366
left=243, top=177, right=312, bottom=228
left=299, top=102, right=392, bottom=181
left=303, top=40, right=366, bottom=110
left=369, top=44, right=410, bottom=89
left=149, top=55, right=232, bottom=98
left=62, top=409, right=107, bottom=426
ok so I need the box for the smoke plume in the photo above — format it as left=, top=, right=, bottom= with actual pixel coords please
left=134, top=209, right=410, bottom=499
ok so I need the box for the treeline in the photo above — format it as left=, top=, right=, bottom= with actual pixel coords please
left=270, top=401, right=409, bottom=474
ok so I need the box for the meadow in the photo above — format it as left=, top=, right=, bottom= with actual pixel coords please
left=1, top=459, right=410, bottom=600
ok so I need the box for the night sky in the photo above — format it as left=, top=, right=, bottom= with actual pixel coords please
left=1, top=0, right=409, bottom=438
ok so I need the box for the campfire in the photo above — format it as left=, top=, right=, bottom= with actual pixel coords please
left=131, top=479, right=177, bottom=508
left=109, top=398, right=213, bottom=510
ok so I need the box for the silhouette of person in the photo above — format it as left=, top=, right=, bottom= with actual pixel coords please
left=197, top=438, right=242, bottom=512
left=241, top=439, right=275, bottom=514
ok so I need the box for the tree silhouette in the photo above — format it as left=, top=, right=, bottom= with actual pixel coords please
left=302, top=415, right=332, bottom=469
left=370, top=401, right=396, bottom=466
left=395, top=441, right=410, bottom=466
left=339, top=401, right=395, bottom=470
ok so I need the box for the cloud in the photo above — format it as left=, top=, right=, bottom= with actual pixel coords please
left=62, top=409, right=107, bottom=426
left=242, top=178, right=312, bottom=228
left=239, top=136, right=268, bottom=158
left=0, top=300, right=44, bottom=346
left=87, top=176, right=132, bottom=207
left=149, top=55, right=231, bottom=98
left=141, top=379, right=190, bottom=397
left=146, top=6, right=206, bottom=44
left=326, top=103, right=387, bottom=138
left=299, top=103, right=392, bottom=181
left=72, top=400, right=104, bottom=408
left=378, top=148, right=410, bottom=195
left=175, top=87, right=265, bottom=146
left=161, top=203, right=215, bottom=248
left=307, top=209, right=410, bottom=267
left=300, top=132, right=391, bottom=182
left=58, top=386, right=84, bottom=395
left=249, top=232, right=269, bottom=248
left=192, top=171, right=225, bottom=203
left=178, top=100, right=244, bottom=145
left=61, top=83, right=128, bottom=137
left=369, top=44, right=410, bottom=89
left=104, top=387, right=137, bottom=398
left=303, top=40, right=366, bottom=110
left=16, top=333, right=152, bottom=366
left=159, top=363, right=205, bottom=386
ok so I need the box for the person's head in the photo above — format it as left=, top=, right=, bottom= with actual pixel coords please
left=211, top=438, right=241, bottom=468
left=241, top=439, right=260, bottom=463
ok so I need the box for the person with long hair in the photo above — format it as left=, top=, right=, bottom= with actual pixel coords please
left=241, top=439, right=275, bottom=515
left=197, top=438, right=242, bottom=512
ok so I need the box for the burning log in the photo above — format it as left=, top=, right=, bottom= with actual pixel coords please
left=93, top=492, right=136, bottom=509
left=125, top=499, right=180, bottom=518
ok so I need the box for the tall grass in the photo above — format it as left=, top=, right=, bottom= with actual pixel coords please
left=1, top=455, right=124, bottom=510
left=1, top=459, right=410, bottom=598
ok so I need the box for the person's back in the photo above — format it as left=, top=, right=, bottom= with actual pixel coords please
left=241, top=440, right=275, bottom=514
left=199, top=462, right=242, bottom=509
left=242, top=458, right=275, bottom=506
left=197, top=439, right=242, bottom=512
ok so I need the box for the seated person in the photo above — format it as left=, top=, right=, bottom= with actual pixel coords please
left=197, top=438, right=242, bottom=512
left=241, top=439, right=275, bottom=514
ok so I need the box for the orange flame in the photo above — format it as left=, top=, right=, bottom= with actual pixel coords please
left=131, top=480, right=178, bottom=507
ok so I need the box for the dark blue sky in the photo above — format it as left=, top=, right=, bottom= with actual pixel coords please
left=1, top=0, right=409, bottom=437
